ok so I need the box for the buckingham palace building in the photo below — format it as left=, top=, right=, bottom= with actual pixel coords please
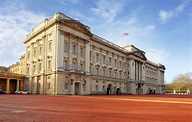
left=17, top=12, right=165, bottom=95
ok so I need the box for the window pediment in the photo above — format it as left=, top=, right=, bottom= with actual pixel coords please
left=132, top=51, right=147, bottom=60
left=62, top=20, right=91, bottom=35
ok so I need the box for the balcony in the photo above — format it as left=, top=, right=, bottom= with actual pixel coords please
left=69, top=69, right=85, bottom=75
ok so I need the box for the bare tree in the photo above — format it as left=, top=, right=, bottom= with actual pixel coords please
left=170, top=72, right=192, bottom=93
left=184, top=72, right=192, bottom=93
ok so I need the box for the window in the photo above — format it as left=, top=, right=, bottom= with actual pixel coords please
left=102, top=86, right=105, bottom=91
left=114, top=60, right=116, bottom=67
left=63, top=60, right=67, bottom=69
left=39, top=62, right=41, bottom=72
left=83, top=83, right=86, bottom=91
left=64, top=82, right=68, bottom=90
left=96, top=54, right=99, bottom=62
left=103, top=56, right=105, bottom=64
left=120, top=72, right=122, bottom=79
left=33, top=50, right=36, bottom=57
left=49, top=42, right=52, bottom=52
left=48, top=60, right=51, bottom=69
left=89, top=66, right=91, bottom=73
left=109, top=58, right=111, bottom=66
left=48, top=83, right=51, bottom=90
left=102, top=69, right=105, bottom=76
left=72, top=62, right=76, bottom=70
left=72, top=45, right=76, bottom=54
left=109, top=70, right=111, bottom=77
left=39, top=47, right=42, bottom=55
left=96, top=68, right=99, bottom=75
left=90, top=51, right=92, bottom=60
left=27, top=67, right=29, bottom=75
left=33, top=65, right=36, bottom=73
left=80, top=64, right=83, bottom=71
left=27, top=52, right=30, bottom=60
left=80, top=47, right=83, bottom=56
left=114, top=72, right=117, bottom=78
left=64, top=43, right=68, bottom=51
left=96, top=85, right=98, bottom=91
left=119, top=61, right=122, bottom=68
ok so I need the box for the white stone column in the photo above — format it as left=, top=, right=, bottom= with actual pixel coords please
left=68, top=34, right=72, bottom=69
left=29, top=45, right=33, bottom=75
left=16, top=79, right=20, bottom=91
left=77, top=37, right=80, bottom=70
left=56, top=30, right=64, bottom=69
left=140, top=62, right=142, bottom=80
left=6, top=79, right=10, bottom=93
left=28, top=77, right=32, bottom=93
left=135, top=60, right=137, bottom=80
left=142, top=63, right=146, bottom=81
left=70, top=79, right=74, bottom=94
left=41, top=35, right=46, bottom=73
left=129, top=59, right=135, bottom=80
left=85, top=40, right=90, bottom=74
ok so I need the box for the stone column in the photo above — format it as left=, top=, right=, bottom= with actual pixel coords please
left=129, top=59, right=135, bottom=80
left=20, top=80, right=24, bottom=90
left=77, top=37, right=80, bottom=70
left=6, top=79, right=10, bottom=93
left=140, top=62, right=142, bottom=80
left=85, top=40, right=90, bottom=74
left=16, top=79, right=20, bottom=91
left=142, top=63, right=146, bottom=81
left=57, top=30, right=64, bottom=69
left=70, top=79, right=74, bottom=95
left=29, top=45, right=33, bottom=75
left=68, top=34, right=72, bottom=69
left=138, top=61, right=140, bottom=80
left=135, top=60, right=137, bottom=80
left=42, top=35, right=46, bottom=73
left=29, top=77, right=32, bottom=93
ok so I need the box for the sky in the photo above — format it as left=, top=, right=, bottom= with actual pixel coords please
left=0, top=0, right=191, bottom=83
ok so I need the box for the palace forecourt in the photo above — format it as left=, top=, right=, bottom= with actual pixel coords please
left=0, top=95, right=191, bottom=122
left=0, top=12, right=165, bottom=95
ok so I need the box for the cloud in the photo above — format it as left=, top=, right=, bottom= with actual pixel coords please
left=145, top=25, right=155, bottom=30
left=90, top=0, right=125, bottom=22
left=159, top=0, right=188, bottom=23
left=146, top=49, right=169, bottom=63
left=59, top=0, right=81, bottom=6
left=0, top=1, right=46, bottom=66
left=69, top=10, right=94, bottom=23
left=127, top=17, right=137, bottom=25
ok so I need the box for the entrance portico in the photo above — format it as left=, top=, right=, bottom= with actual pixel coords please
left=0, top=73, right=25, bottom=93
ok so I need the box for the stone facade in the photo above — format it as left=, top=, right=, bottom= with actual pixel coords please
left=0, top=66, right=25, bottom=93
left=2, top=12, right=165, bottom=95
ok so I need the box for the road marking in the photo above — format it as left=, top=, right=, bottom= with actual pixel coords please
left=72, top=96, right=192, bottom=105
left=11, top=110, right=26, bottom=113
left=116, top=98, right=192, bottom=104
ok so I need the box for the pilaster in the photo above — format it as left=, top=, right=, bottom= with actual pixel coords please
left=85, top=40, right=90, bottom=74
left=142, top=63, right=146, bottom=81
left=70, top=79, right=74, bottom=95
left=56, top=30, right=64, bottom=69
left=6, top=78, right=10, bottom=93
left=77, top=37, right=80, bottom=70
left=68, top=34, right=72, bottom=69
left=16, top=79, right=20, bottom=91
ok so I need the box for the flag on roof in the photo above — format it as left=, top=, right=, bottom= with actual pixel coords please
left=123, top=33, right=128, bottom=36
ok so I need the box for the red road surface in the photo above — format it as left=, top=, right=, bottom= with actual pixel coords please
left=0, top=94, right=191, bottom=122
